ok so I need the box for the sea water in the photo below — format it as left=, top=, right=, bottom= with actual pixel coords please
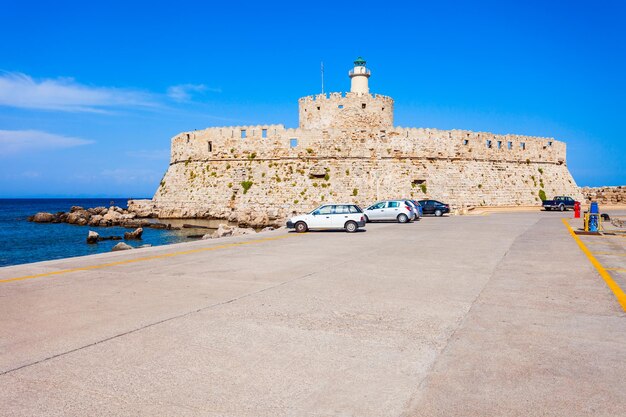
left=0, top=198, right=215, bottom=267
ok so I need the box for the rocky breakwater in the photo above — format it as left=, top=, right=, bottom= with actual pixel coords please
left=127, top=199, right=283, bottom=229
left=581, top=186, right=626, bottom=205
left=28, top=205, right=179, bottom=230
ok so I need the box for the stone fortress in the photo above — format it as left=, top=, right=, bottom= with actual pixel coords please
left=129, top=58, right=583, bottom=226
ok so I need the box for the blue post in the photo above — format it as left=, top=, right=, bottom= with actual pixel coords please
left=589, top=202, right=599, bottom=232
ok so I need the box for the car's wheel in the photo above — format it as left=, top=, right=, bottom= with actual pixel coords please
left=435, top=209, right=443, bottom=217
left=559, top=204, right=565, bottom=212
left=397, top=213, right=409, bottom=223
left=364, top=214, right=370, bottom=223
left=345, top=221, right=358, bottom=233
left=295, top=221, right=308, bottom=233
left=545, top=207, right=551, bottom=211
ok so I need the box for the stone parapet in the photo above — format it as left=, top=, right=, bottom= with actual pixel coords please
left=581, top=186, right=626, bottom=205
left=169, top=126, right=566, bottom=166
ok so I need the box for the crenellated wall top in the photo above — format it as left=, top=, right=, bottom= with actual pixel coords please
left=298, top=92, right=394, bottom=103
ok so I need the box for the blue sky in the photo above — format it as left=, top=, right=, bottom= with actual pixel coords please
left=0, top=0, right=624, bottom=197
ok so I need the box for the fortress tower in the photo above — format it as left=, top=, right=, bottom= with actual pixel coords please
left=298, top=57, right=394, bottom=130
left=349, top=56, right=370, bottom=94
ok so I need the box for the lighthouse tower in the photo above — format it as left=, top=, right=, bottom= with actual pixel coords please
left=349, top=57, right=370, bottom=94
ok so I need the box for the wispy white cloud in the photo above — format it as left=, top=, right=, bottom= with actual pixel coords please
left=0, top=129, right=94, bottom=156
left=0, top=72, right=159, bottom=113
left=2, top=170, right=41, bottom=179
left=167, top=83, right=221, bottom=102
left=20, top=170, right=41, bottom=178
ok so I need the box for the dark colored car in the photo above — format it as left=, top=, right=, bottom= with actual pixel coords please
left=418, top=200, right=450, bottom=216
left=542, top=196, right=577, bottom=211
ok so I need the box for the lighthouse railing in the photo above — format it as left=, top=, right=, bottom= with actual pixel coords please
left=348, top=68, right=371, bottom=76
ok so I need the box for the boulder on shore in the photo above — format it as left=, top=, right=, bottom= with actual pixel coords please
left=124, top=227, right=143, bottom=240
left=31, top=212, right=56, bottom=223
left=103, top=210, right=123, bottom=222
left=203, top=224, right=232, bottom=239
left=111, top=242, right=133, bottom=251
left=86, top=230, right=99, bottom=244
left=202, top=224, right=257, bottom=240
left=121, top=219, right=144, bottom=229
left=88, top=215, right=103, bottom=226
left=148, top=222, right=169, bottom=229
left=67, top=210, right=90, bottom=225
left=232, top=227, right=257, bottom=237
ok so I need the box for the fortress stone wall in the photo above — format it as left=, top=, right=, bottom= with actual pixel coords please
left=129, top=59, right=582, bottom=226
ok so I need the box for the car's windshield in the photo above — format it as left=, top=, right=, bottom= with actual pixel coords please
left=368, top=202, right=385, bottom=210
left=309, top=205, right=325, bottom=215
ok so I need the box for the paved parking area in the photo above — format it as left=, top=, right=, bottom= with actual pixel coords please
left=1, top=211, right=625, bottom=416
left=566, top=210, right=626, bottom=310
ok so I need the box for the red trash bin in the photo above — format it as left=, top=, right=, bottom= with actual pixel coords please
left=574, top=201, right=581, bottom=218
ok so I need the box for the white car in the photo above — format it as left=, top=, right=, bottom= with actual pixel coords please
left=363, top=200, right=415, bottom=223
left=286, top=204, right=366, bottom=233
left=405, top=200, right=422, bottom=220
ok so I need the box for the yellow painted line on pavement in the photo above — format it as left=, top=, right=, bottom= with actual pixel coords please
left=0, top=234, right=294, bottom=285
left=562, top=218, right=626, bottom=311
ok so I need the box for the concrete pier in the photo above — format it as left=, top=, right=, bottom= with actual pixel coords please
left=1, top=211, right=625, bottom=416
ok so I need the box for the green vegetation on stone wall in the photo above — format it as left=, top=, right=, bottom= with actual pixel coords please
left=538, top=189, right=547, bottom=201
left=241, top=181, right=253, bottom=194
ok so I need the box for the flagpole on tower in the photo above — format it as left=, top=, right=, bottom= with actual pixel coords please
left=321, top=61, right=324, bottom=94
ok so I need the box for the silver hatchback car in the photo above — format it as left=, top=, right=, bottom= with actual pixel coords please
left=363, top=200, right=416, bottom=223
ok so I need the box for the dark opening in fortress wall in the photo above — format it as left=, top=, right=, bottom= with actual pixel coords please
left=128, top=58, right=582, bottom=226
